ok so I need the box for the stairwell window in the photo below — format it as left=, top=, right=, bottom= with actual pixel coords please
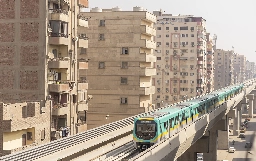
left=121, top=62, right=128, bottom=69
left=99, top=20, right=105, bottom=26
left=120, top=97, right=128, bottom=104
left=121, top=77, right=128, bottom=84
left=121, top=47, right=129, bottom=55
left=99, top=34, right=105, bottom=40
left=99, top=62, right=105, bottom=69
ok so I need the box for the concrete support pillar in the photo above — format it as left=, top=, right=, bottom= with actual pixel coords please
left=217, top=119, right=229, bottom=150
left=178, top=119, right=226, bottom=161
left=247, top=94, right=254, bottom=118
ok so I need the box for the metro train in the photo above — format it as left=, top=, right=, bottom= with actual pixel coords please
left=133, top=83, right=244, bottom=150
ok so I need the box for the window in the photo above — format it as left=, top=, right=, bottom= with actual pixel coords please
left=99, top=20, right=105, bottom=26
left=191, top=34, right=194, bottom=37
left=157, top=103, right=160, bottom=108
left=99, top=62, right=105, bottom=69
left=157, top=95, right=160, bottom=98
left=49, top=21, right=68, bottom=37
left=27, top=132, right=33, bottom=140
left=157, top=88, right=160, bottom=92
left=180, top=26, right=188, bottom=30
left=166, top=42, right=169, bottom=46
left=99, top=34, right=105, bottom=40
left=180, top=80, right=182, bottom=83
left=166, top=72, right=169, bottom=75
left=174, top=27, right=178, bottom=30
left=157, top=57, right=161, bottom=60
left=157, top=35, right=161, bottom=38
left=121, top=77, right=128, bottom=84
left=157, top=42, right=161, bottom=46
left=166, top=34, right=169, bottom=37
left=190, top=27, right=194, bottom=31
left=121, top=62, right=128, bottom=69
left=121, top=47, right=129, bottom=54
left=157, top=27, right=161, bottom=30
left=120, top=97, right=128, bottom=104
left=80, top=48, right=87, bottom=54
left=166, top=27, right=169, bottom=30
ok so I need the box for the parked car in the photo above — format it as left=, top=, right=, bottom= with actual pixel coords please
left=245, top=142, right=252, bottom=148
left=229, top=147, right=236, bottom=153
left=245, top=118, right=250, bottom=121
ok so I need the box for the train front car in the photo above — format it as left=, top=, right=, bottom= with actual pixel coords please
left=133, top=117, right=158, bottom=151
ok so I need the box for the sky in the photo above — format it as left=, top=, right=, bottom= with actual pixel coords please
left=88, top=0, right=256, bottom=63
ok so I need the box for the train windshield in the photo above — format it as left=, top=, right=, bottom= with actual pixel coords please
left=135, top=120, right=156, bottom=140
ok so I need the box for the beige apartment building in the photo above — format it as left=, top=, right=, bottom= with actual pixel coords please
left=214, top=49, right=234, bottom=90
left=79, top=7, right=156, bottom=129
left=0, top=0, right=89, bottom=155
left=152, top=10, right=214, bottom=107
left=233, top=54, right=246, bottom=84
left=245, top=61, right=255, bottom=79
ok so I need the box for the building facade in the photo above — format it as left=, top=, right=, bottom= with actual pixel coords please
left=152, top=10, right=213, bottom=107
left=245, top=61, right=255, bottom=79
left=214, top=49, right=234, bottom=90
left=0, top=101, right=50, bottom=156
left=0, top=0, right=89, bottom=154
left=205, top=33, right=214, bottom=93
left=79, top=7, right=156, bottom=129
left=233, top=54, right=246, bottom=84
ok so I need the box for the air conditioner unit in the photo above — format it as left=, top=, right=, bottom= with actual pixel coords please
left=174, top=98, right=177, bottom=101
left=166, top=90, right=169, bottom=93
left=174, top=72, right=177, bottom=75
left=174, top=90, right=177, bottom=93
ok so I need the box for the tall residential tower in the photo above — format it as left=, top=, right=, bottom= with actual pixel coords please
left=0, top=0, right=89, bottom=155
left=153, top=10, right=214, bottom=107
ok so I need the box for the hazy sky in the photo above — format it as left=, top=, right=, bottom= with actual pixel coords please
left=88, top=0, right=256, bottom=63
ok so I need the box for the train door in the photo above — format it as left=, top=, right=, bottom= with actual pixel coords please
left=169, top=118, right=174, bottom=138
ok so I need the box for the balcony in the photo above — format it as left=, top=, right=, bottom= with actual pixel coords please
left=78, top=82, right=88, bottom=90
left=79, top=61, right=88, bottom=69
left=139, top=68, right=156, bottom=76
left=140, top=25, right=156, bottom=36
left=146, top=54, right=156, bottom=62
left=48, top=83, right=70, bottom=93
left=76, top=122, right=87, bottom=133
left=144, top=12, right=156, bottom=23
left=197, top=83, right=202, bottom=87
left=49, top=35, right=69, bottom=46
left=139, top=39, right=156, bottom=49
left=52, top=104, right=68, bottom=116
left=139, top=86, right=155, bottom=95
left=77, top=0, right=89, bottom=8
left=48, top=58, right=70, bottom=69
left=77, top=103, right=88, bottom=112
left=197, top=69, right=203, bottom=73
left=197, top=52, right=203, bottom=57
left=50, top=9, right=69, bottom=22
left=197, top=60, right=203, bottom=64
left=78, top=18, right=88, bottom=28
left=78, top=35, right=88, bottom=48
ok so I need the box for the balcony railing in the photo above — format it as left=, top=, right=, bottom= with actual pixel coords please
left=48, top=57, right=70, bottom=69
left=77, top=0, right=89, bottom=8
left=140, top=25, right=156, bottom=36
left=139, top=68, right=156, bottom=76
left=48, top=81, right=71, bottom=93
left=49, top=9, right=69, bottom=22
left=49, top=33, right=69, bottom=45
left=52, top=103, right=68, bottom=115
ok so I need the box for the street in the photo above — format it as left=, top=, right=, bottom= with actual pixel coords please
left=217, top=111, right=256, bottom=161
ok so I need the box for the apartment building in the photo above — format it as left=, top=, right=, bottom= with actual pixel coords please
left=0, top=0, right=89, bottom=154
left=233, top=54, right=246, bottom=83
left=153, top=10, right=212, bottom=107
left=205, top=33, right=214, bottom=92
left=214, top=49, right=234, bottom=90
left=245, top=61, right=255, bottom=79
left=79, top=7, right=156, bottom=129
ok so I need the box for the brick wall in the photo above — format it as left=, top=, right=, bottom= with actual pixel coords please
left=0, top=101, right=51, bottom=156
left=0, top=0, right=15, bottom=19
left=0, top=0, right=46, bottom=103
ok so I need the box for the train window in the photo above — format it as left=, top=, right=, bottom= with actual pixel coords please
left=169, top=119, right=173, bottom=128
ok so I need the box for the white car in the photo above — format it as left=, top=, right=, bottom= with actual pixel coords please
left=228, top=147, right=236, bottom=153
